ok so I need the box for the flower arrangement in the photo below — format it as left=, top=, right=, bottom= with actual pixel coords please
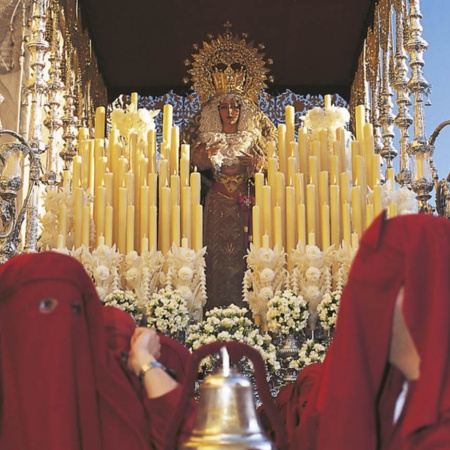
left=243, top=244, right=288, bottom=328
left=317, top=290, right=341, bottom=331
left=143, top=288, right=190, bottom=336
left=289, top=339, right=327, bottom=370
left=266, top=290, right=309, bottom=335
left=70, top=243, right=123, bottom=301
left=165, top=243, right=207, bottom=321
left=290, top=242, right=335, bottom=329
left=123, top=249, right=165, bottom=305
left=102, top=289, right=143, bottom=324
left=39, top=186, right=93, bottom=251
left=301, top=105, right=350, bottom=132
left=186, top=304, right=279, bottom=375
left=110, top=100, right=159, bottom=143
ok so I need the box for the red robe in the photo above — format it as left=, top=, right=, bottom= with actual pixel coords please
left=0, top=252, right=195, bottom=450
left=288, top=212, right=450, bottom=449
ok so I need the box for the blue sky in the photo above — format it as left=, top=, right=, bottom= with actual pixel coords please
left=419, top=1, right=450, bottom=182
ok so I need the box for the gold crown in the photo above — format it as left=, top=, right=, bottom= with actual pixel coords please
left=184, top=22, right=273, bottom=104
left=211, top=65, right=246, bottom=94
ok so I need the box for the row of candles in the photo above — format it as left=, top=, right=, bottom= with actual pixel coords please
left=58, top=96, right=203, bottom=255
left=251, top=96, right=398, bottom=272
left=54, top=93, right=400, bottom=261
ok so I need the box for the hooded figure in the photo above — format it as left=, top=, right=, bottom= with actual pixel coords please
left=293, top=212, right=450, bottom=449
left=0, top=252, right=191, bottom=450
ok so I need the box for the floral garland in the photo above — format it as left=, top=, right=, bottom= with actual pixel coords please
left=103, top=289, right=143, bottom=324
left=186, top=304, right=279, bottom=375
left=143, top=288, right=190, bottom=336
left=317, top=290, right=341, bottom=331
left=266, top=290, right=309, bottom=335
left=289, top=339, right=327, bottom=371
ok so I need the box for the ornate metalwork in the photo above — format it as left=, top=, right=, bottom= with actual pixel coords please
left=379, top=3, right=397, bottom=171
left=0, top=130, right=40, bottom=263
left=24, top=0, right=49, bottom=252
left=42, top=0, right=63, bottom=187
left=393, top=2, right=413, bottom=187
left=405, top=0, right=434, bottom=213
left=59, top=34, right=78, bottom=170
left=133, top=90, right=347, bottom=144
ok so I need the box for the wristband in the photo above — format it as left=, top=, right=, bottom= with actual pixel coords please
left=138, top=360, right=167, bottom=385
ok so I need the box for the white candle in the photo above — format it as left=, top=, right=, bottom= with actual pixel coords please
left=171, top=204, right=181, bottom=247
left=351, top=186, right=363, bottom=239
left=81, top=204, right=90, bottom=248
left=159, top=186, right=171, bottom=254
left=321, top=204, right=330, bottom=250
left=118, top=187, right=128, bottom=254
left=297, top=203, right=306, bottom=245
left=193, top=204, right=203, bottom=252
left=252, top=204, right=261, bottom=250
left=59, top=204, right=67, bottom=247
left=140, top=185, right=150, bottom=251
left=94, top=107, right=106, bottom=139
left=355, top=104, right=365, bottom=143
left=126, top=205, right=135, bottom=254
left=141, top=237, right=149, bottom=254
left=274, top=205, right=283, bottom=250
left=306, top=184, right=316, bottom=235
left=105, top=205, right=113, bottom=247
left=181, top=186, right=192, bottom=244
left=149, top=205, right=158, bottom=251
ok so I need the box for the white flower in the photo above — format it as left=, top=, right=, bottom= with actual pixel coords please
left=267, top=290, right=310, bottom=335
left=295, top=339, right=327, bottom=369
left=317, top=291, right=341, bottom=330
left=178, top=266, right=194, bottom=282
left=125, top=267, right=139, bottom=283
left=305, top=267, right=321, bottom=282
left=259, top=287, right=274, bottom=300
left=103, top=289, right=142, bottom=323
left=260, top=267, right=275, bottom=283
left=143, top=288, right=189, bottom=335
left=185, top=305, right=279, bottom=375
left=178, top=285, right=193, bottom=299
left=95, top=265, right=110, bottom=281
left=260, top=248, right=275, bottom=265
left=305, top=245, right=322, bottom=262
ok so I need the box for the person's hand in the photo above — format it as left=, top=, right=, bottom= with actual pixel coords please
left=206, top=141, right=222, bottom=157
left=128, top=327, right=161, bottom=375
left=237, top=150, right=257, bottom=167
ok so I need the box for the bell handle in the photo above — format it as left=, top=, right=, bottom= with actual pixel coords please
left=164, top=340, right=288, bottom=450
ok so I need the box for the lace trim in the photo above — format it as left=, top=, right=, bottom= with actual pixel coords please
left=199, top=130, right=256, bottom=170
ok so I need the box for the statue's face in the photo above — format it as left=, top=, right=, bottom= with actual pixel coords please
left=218, top=100, right=240, bottom=127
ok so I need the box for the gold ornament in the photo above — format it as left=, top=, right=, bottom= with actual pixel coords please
left=185, top=21, right=272, bottom=104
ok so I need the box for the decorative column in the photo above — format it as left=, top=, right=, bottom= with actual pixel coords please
left=42, top=0, right=63, bottom=187
left=393, top=0, right=413, bottom=187
left=378, top=4, right=397, bottom=172
left=405, top=0, right=434, bottom=213
left=24, top=0, right=49, bottom=251
left=59, top=35, right=78, bottom=171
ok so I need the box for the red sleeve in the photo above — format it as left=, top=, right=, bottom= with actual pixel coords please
left=144, top=386, right=197, bottom=450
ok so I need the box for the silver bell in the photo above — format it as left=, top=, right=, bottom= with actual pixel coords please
left=180, top=356, right=275, bottom=449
